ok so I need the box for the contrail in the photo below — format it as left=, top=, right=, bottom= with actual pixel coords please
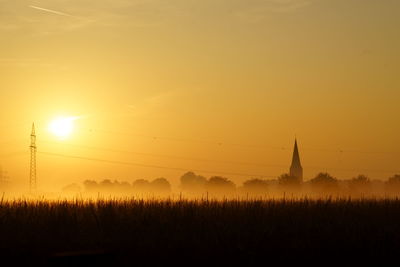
left=29, top=5, right=75, bottom=17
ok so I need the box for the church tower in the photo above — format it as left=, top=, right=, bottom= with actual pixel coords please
left=290, top=139, right=303, bottom=182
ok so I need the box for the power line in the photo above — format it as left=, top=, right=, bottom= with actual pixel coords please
left=80, top=128, right=296, bottom=150
left=40, top=140, right=288, bottom=168
left=38, top=140, right=400, bottom=175
left=38, top=149, right=399, bottom=179
left=0, top=151, right=27, bottom=158
left=0, top=138, right=26, bottom=145
left=80, top=127, right=400, bottom=155
left=39, top=140, right=399, bottom=175
left=38, top=151, right=277, bottom=178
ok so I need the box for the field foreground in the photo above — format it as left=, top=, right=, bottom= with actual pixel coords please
left=1, top=198, right=399, bottom=266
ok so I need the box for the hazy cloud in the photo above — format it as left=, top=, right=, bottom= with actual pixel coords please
left=29, top=5, right=75, bottom=17
left=0, top=0, right=316, bottom=33
left=234, top=0, right=314, bottom=23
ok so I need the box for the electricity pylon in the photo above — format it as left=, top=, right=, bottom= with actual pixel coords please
left=30, top=123, right=37, bottom=192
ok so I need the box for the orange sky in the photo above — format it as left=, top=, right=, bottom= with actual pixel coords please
left=1, top=0, right=399, bottom=190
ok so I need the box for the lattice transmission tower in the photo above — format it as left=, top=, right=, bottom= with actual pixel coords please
left=0, top=165, right=3, bottom=184
left=0, top=166, right=10, bottom=186
left=30, top=123, right=37, bottom=192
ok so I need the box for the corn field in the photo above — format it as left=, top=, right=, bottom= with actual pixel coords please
left=0, top=197, right=399, bottom=265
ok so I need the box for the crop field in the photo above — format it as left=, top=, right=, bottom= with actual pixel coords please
left=1, top=197, right=400, bottom=266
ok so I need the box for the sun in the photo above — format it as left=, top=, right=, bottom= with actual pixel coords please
left=48, top=117, right=76, bottom=139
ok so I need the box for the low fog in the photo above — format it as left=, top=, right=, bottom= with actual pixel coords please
left=2, top=171, right=400, bottom=200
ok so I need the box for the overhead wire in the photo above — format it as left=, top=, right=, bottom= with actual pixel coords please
left=3, top=128, right=398, bottom=177
left=79, top=127, right=400, bottom=155
left=38, top=151, right=277, bottom=178
left=39, top=139, right=399, bottom=175
left=40, top=140, right=288, bottom=168
left=0, top=151, right=28, bottom=158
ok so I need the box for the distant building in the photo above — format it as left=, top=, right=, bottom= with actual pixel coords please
left=289, top=139, right=303, bottom=182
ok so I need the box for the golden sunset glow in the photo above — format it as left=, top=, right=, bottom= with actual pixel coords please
left=1, top=2, right=400, bottom=265
left=48, top=117, right=75, bottom=139
left=0, top=0, right=399, bottom=191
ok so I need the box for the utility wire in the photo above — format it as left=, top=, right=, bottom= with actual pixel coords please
left=39, top=140, right=399, bottom=174
left=80, top=127, right=400, bottom=155
left=0, top=151, right=28, bottom=158
left=40, top=140, right=287, bottom=168
left=38, top=151, right=277, bottom=178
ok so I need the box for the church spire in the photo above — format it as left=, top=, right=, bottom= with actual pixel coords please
left=291, top=139, right=301, bottom=167
left=290, top=139, right=303, bottom=182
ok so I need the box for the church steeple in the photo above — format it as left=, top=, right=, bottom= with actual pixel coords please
left=290, top=139, right=303, bottom=182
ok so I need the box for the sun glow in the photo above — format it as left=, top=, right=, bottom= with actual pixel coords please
left=48, top=117, right=76, bottom=139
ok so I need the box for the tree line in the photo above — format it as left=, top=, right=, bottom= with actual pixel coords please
left=63, top=172, right=400, bottom=197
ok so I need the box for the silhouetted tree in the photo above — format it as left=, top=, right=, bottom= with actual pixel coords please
left=180, top=171, right=207, bottom=193
left=206, top=176, right=236, bottom=196
left=115, top=181, right=133, bottom=193
left=88, top=179, right=132, bottom=194
left=309, top=172, right=338, bottom=192
left=351, top=175, right=369, bottom=183
left=150, top=178, right=171, bottom=194
left=349, top=175, right=371, bottom=195
left=99, top=179, right=114, bottom=191
left=386, top=174, right=400, bottom=194
left=62, top=183, right=81, bottom=193
left=133, top=179, right=151, bottom=193
left=310, top=173, right=337, bottom=184
left=278, top=173, right=301, bottom=186
left=277, top=173, right=302, bottom=194
left=387, top=174, right=400, bottom=185
left=83, top=180, right=99, bottom=192
left=242, top=179, right=268, bottom=195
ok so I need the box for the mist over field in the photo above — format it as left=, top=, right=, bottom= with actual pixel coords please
left=2, top=171, right=400, bottom=200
